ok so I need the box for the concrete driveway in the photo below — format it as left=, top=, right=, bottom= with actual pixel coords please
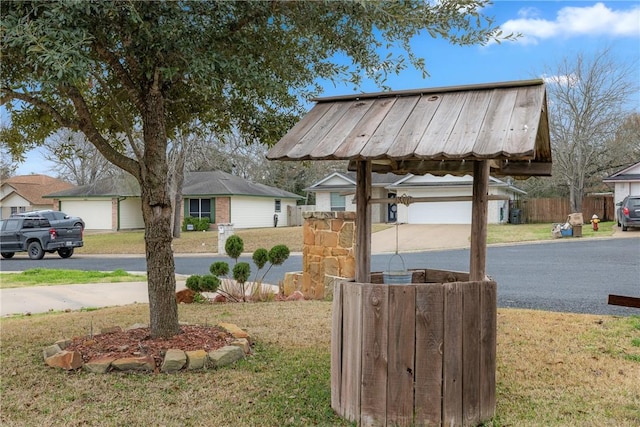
left=372, top=224, right=471, bottom=253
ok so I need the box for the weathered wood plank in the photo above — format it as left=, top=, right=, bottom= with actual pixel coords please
left=335, top=98, right=398, bottom=158
left=266, top=102, right=334, bottom=159
left=355, top=161, right=372, bottom=283
left=608, top=294, right=640, bottom=308
left=286, top=102, right=352, bottom=159
left=360, top=96, right=419, bottom=158
left=504, top=85, right=544, bottom=156
left=311, top=99, right=375, bottom=158
left=415, top=91, right=469, bottom=157
left=462, top=282, right=481, bottom=426
left=360, top=284, right=389, bottom=427
left=387, top=285, right=416, bottom=426
left=387, top=94, right=443, bottom=157
left=341, top=283, right=363, bottom=423
left=474, top=88, right=518, bottom=156
left=443, top=282, right=463, bottom=425
left=415, top=283, right=444, bottom=425
left=425, top=269, right=470, bottom=283
left=470, top=161, right=489, bottom=281
left=446, top=90, right=493, bottom=157
left=331, top=280, right=344, bottom=412
left=480, top=281, right=497, bottom=421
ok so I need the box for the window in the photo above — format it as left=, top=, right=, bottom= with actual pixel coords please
left=10, top=207, right=17, bottom=215
left=275, top=199, right=281, bottom=213
left=330, top=192, right=346, bottom=212
left=189, top=198, right=212, bottom=220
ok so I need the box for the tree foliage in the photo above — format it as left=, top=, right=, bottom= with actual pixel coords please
left=1, top=0, right=508, bottom=338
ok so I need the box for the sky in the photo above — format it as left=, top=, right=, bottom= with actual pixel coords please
left=11, top=0, right=640, bottom=176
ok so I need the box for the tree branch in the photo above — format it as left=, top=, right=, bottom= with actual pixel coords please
left=1, top=89, right=78, bottom=129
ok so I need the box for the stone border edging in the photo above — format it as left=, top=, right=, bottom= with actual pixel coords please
left=43, top=322, right=252, bottom=373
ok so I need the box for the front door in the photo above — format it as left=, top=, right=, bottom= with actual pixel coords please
left=387, top=193, right=397, bottom=223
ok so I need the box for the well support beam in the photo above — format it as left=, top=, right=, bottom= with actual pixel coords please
left=355, top=160, right=372, bottom=283
left=470, top=160, right=490, bottom=281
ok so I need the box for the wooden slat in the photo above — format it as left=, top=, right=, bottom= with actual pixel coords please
left=470, top=161, right=489, bottom=281
left=415, top=283, right=444, bottom=425
left=443, top=282, right=463, bottom=425
left=480, top=281, right=497, bottom=421
left=310, top=99, right=375, bottom=158
left=331, top=280, right=344, bottom=412
left=504, top=85, right=544, bottom=156
left=341, top=283, right=363, bottom=423
left=360, top=284, right=389, bottom=426
left=360, top=96, right=419, bottom=158
left=266, top=102, right=334, bottom=159
left=369, top=194, right=509, bottom=205
left=415, top=92, right=469, bottom=157
left=462, top=282, right=481, bottom=425
left=387, top=94, right=443, bottom=157
left=334, top=98, right=398, bottom=158
left=355, top=161, right=372, bottom=283
left=286, top=102, right=352, bottom=159
left=473, top=88, right=518, bottom=156
left=445, top=90, right=493, bottom=157
left=386, top=285, right=416, bottom=426
left=608, top=294, right=640, bottom=308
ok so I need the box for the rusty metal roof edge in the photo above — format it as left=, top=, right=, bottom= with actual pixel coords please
left=312, top=79, right=545, bottom=103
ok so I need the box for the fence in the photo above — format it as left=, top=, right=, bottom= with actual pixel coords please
left=514, top=195, right=614, bottom=223
left=287, top=205, right=316, bottom=226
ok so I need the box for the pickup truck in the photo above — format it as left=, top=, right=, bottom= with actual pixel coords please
left=0, top=216, right=84, bottom=260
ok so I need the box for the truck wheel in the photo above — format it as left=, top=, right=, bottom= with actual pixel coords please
left=27, top=241, right=45, bottom=260
left=1, top=252, right=15, bottom=259
left=58, top=248, right=74, bottom=259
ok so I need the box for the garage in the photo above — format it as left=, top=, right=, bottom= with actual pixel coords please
left=408, top=200, right=472, bottom=224
left=60, top=199, right=112, bottom=230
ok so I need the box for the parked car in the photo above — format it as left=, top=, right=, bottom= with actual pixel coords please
left=12, top=210, right=84, bottom=229
left=616, top=195, right=640, bottom=231
left=0, top=216, right=84, bottom=259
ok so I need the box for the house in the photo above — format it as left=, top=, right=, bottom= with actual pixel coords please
left=306, top=171, right=525, bottom=224
left=45, top=171, right=302, bottom=230
left=603, top=161, right=640, bottom=210
left=0, top=174, right=75, bottom=219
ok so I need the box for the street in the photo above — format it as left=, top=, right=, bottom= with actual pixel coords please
left=1, top=238, right=638, bottom=316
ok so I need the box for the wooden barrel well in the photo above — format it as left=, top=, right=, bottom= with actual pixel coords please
left=331, top=269, right=497, bottom=426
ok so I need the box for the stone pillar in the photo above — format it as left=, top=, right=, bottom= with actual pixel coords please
left=283, top=211, right=356, bottom=299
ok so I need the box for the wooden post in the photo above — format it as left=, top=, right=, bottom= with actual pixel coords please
left=356, top=161, right=372, bottom=283
left=470, top=160, right=489, bottom=281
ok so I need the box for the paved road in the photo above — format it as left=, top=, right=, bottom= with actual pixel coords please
left=1, top=238, right=638, bottom=316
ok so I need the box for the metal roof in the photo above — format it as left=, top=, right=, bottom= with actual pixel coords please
left=267, top=79, right=552, bottom=177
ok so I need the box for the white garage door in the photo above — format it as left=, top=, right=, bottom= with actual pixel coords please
left=60, top=200, right=112, bottom=230
left=408, top=201, right=472, bottom=224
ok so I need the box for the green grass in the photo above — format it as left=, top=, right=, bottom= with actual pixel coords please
left=0, top=268, right=145, bottom=289
left=486, top=221, right=616, bottom=244
left=0, top=303, right=638, bottom=426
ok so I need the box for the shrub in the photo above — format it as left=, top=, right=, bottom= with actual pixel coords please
left=233, top=262, right=251, bottom=284
left=225, top=235, right=244, bottom=260
left=210, top=261, right=229, bottom=276
left=185, top=274, right=202, bottom=292
left=200, top=274, right=220, bottom=292
left=268, top=245, right=290, bottom=266
left=182, top=217, right=211, bottom=231
left=252, top=248, right=269, bottom=270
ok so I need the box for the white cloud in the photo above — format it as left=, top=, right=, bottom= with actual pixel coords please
left=501, top=2, right=640, bottom=45
left=542, top=73, right=579, bottom=87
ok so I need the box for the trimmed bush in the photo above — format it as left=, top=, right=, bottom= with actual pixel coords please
left=252, top=248, right=269, bottom=270
left=182, top=217, right=210, bottom=231
left=268, top=244, right=290, bottom=265
left=200, top=274, right=220, bottom=292
left=210, top=261, right=229, bottom=276
left=232, top=262, right=251, bottom=284
left=185, top=274, right=202, bottom=292
left=225, top=235, right=244, bottom=260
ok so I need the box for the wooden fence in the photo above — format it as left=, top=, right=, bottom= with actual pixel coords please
left=514, top=195, right=614, bottom=223
left=287, top=205, right=316, bottom=226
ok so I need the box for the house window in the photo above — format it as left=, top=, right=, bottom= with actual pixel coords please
left=189, top=198, right=212, bottom=220
left=10, top=207, right=17, bottom=215
left=330, top=192, right=346, bottom=211
left=275, top=199, right=281, bottom=213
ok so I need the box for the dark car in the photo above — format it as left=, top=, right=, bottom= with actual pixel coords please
left=12, top=209, right=85, bottom=230
left=616, top=195, right=640, bottom=231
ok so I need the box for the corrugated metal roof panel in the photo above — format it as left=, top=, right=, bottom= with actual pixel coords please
left=267, top=80, right=551, bottom=176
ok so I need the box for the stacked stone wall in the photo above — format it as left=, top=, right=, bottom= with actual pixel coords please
left=283, top=211, right=356, bottom=299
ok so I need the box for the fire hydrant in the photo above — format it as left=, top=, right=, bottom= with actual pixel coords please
left=590, top=214, right=600, bottom=231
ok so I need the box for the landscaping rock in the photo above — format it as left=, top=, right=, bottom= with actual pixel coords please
left=126, top=323, right=147, bottom=330
left=55, top=339, right=72, bottom=350
left=43, top=344, right=62, bottom=360
left=230, top=338, right=251, bottom=354
left=161, top=349, right=187, bottom=373
left=286, top=290, right=305, bottom=301
left=207, top=345, right=244, bottom=368
left=185, top=349, right=207, bottom=370
left=101, top=326, right=122, bottom=334
left=45, top=350, right=83, bottom=370
left=84, top=357, right=116, bottom=374
left=218, top=322, right=251, bottom=343
left=111, top=356, right=155, bottom=372
left=176, top=288, right=196, bottom=304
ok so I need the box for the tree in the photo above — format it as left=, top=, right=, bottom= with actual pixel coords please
left=43, top=129, right=118, bottom=185
left=1, top=1, right=507, bottom=338
left=0, top=145, right=17, bottom=180
left=542, top=47, right=638, bottom=212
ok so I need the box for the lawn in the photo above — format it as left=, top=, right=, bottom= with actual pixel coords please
left=78, top=222, right=617, bottom=255
left=0, top=268, right=145, bottom=289
left=0, top=303, right=638, bottom=426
